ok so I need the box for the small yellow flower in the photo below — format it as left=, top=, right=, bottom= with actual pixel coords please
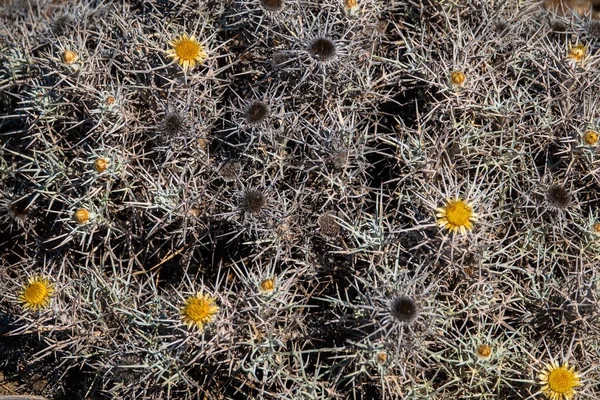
left=62, top=50, right=79, bottom=64
left=166, top=34, right=208, bottom=71
left=74, top=208, right=90, bottom=224
left=344, top=0, right=360, bottom=15
left=260, top=278, right=275, bottom=293
left=376, top=351, right=387, bottom=364
left=567, top=43, right=587, bottom=62
left=477, top=344, right=492, bottom=360
left=451, top=70, right=466, bottom=86
left=583, top=130, right=598, bottom=145
left=539, top=360, right=582, bottom=400
left=93, top=158, right=109, bottom=173
left=180, top=291, right=219, bottom=330
left=19, top=276, right=55, bottom=311
left=436, top=197, right=478, bottom=234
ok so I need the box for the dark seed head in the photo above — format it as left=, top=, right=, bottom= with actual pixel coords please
left=271, top=51, right=289, bottom=68
left=7, top=198, right=30, bottom=220
left=260, top=0, right=284, bottom=12
left=390, top=296, right=419, bottom=323
left=326, top=150, right=348, bottom=170
left=546, top=184, right=571, bottom=209
left=241, top=189, right=266, bottom=214
left=52, top=15, right=74, bottom=35
left=245, top=101, right=270, bottom=124
left=162, top=112, right=186, bottom=135
left=308, top=38, right=337, bottom=62
left=220, top=161, right=241, bottom=182
left=318, top=214, right=340, bottom=238
left=550, top=19, right=568, bottom=34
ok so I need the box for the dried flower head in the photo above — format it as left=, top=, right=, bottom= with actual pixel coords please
left=584, top=130, right=598, bottom=145
left=436, top=197, right=478, bottom=234
left=245, top=101, right=270, bottom=124
left=546, top=184, right=571, bottom=209
left=74, top=208, right=90, bottom=224
left=308, top=37, right=337, bottom=62
left=240, top=188, right=266, bottom=214
left=62, top=50, right=78, bottom=64
left=19, top=276, right=55, bottom=311
left=318, top=213, right=340, bottom=238
left=220, top=161, right=241, bottom=182
left=451, top=70, right=466, bottom=86
left=260, top=0, right=284, bottom=11
left=567, top=43, right=587, bottom=62
left=94, top=158, right=109, bottom=173
left=180, top=292, right=219, bottom=331
left=7, top=198, right=30, bottom=221
left=390, top=296, right=419, bottom=324
left=477, top=344, right=492, bottom=360
left=166, top=33, right=208, bottom=71
left=539, top=360, right=582, bottom=400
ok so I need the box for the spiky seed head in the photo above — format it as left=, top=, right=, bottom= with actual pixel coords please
left=550, top=19, right=568, bottom=33
left=19, top=276, right=55, bottom=311
left=451, top=70, right=466, bottom=86
left=327, top=150, right=348, bottom=170
left=62, top=50, right=78, bottom=64
left=584, top=130, right=598, bottom=145
left=166, top=34, right=208, bottom=71
left=7, top=199, right=29, bottom=221
left=260, top=278, right=275, bottom=292
left=390, top=296, right=419, bottom=323
left=272, top=51, right=289, bottom=67
left=477, top=344, right=492, bottom=360
left=52, top=15, right=74, bottom=35
left=180, top=292, right=219, bottom=331
left=74, top=208, right=90, bottom=224
left=318, top=214, right=340, bottom=238
left=260, top=0, right=284, bottom=11
left=163, top=112, right=186, bottom=135
left=241, top=189, right=266, bottom=214
left=568, top=43, right=587, bottom=62
left=245, top=101, right=270, bottom=124
left=538, top=361, right=582, bottom=400
left=546, top=185, right=571, bottom=209
left=220, top=161, right=241, bottom=182
left=308, top=38, right=337, bottom=62
left=94, top=158, right=109, bottom=173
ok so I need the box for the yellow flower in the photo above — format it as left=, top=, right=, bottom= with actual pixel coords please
left=567, top=43, right=587, bottom=62
left=94, top=158, right=109, bottom=173
left=74, top=208, right=90, bottom=224
left=477, top=344, right=492, bottom=360
left=436, top=197, right=478, bottom=234
left=450, top=70, right=466, bottom=86
left=539, top=360, right=582, bottom=400
left=260, top=278, right=275, bottom=293
left=166, top=34, right=208, bottom=71
left=180, top=291, right=219, bottom=330
left=19, top=276, right=55, bottom=311
left=583, top=130, right=598, bottom=146
left=62, top=50, right=79, bottom=65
